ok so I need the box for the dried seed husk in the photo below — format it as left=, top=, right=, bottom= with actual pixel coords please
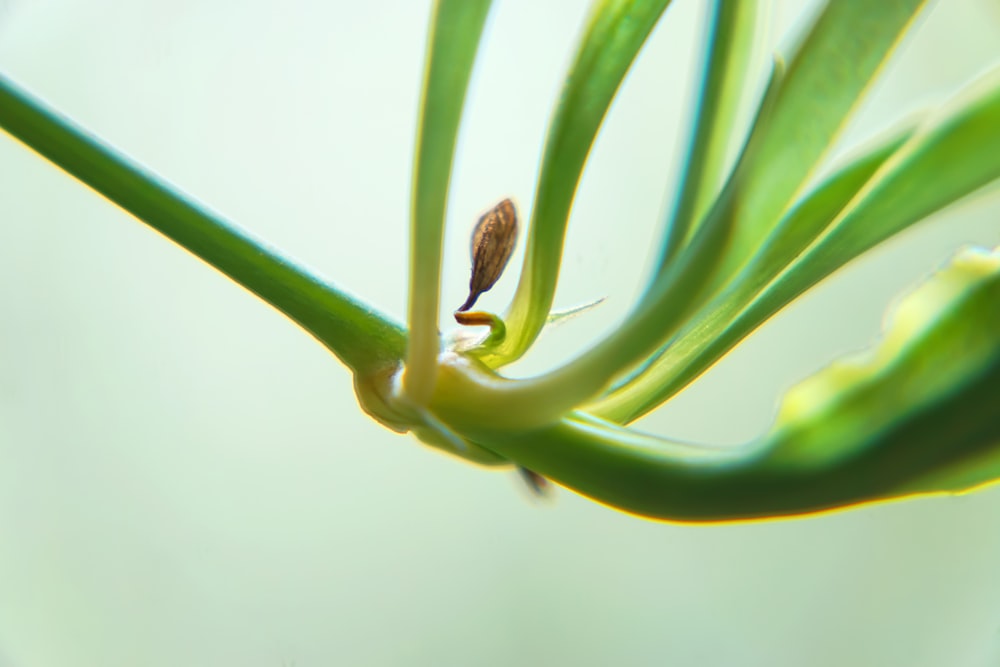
left=517, top=467, right=551, bottom=497
left=457, top=198, right=517, bottom=312
left=453, top=309, right=507, bottom=345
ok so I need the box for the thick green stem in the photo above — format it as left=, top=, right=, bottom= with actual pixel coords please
left=473, top=247, right=1000, bottom=521
left=429, top=188, right=737, bottom=431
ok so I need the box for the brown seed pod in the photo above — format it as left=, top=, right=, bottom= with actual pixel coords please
left=457, top=198, right=518, bottom=312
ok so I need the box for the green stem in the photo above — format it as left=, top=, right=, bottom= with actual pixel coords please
left=594, top=121, right=918, bottom=421
left=478, top=246, right=1000, bottom=521
left=655, top=0, right=760, bottom=269
left=429, top=188, right=736, bottom=431
left=0, top=75, right=405, bottom=374
left=475, top=0, right=674, bottom=368
left=404, top=0, right=493, bottom=406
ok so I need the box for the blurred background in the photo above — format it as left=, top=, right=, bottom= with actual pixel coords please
left=1, top=1, right=1000, bottom=665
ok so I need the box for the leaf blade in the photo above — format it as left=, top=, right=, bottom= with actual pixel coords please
left=592, top=119, right=920, bottom=421
left=405, top=0, right=495, bottom=405
left=475, top=0, right=674, bottom=368
left=596, top=65, right=1000, bottom=422
left=654, top=0, right=763, bottom=270
left=717, top=0, right=928, bottom=282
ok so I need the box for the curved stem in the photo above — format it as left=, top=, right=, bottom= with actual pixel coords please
left=474, top=0, right=674, bottom=368
left=476, top=247, right=1000, bottom=521
left=429, top=188, right=737, bottom=432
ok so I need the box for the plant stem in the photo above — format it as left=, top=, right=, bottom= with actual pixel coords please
left=655, top=0, right=760, bottom=270
left=404, top=0, right=493, bottom=406
left=0, top=75, right=406, bottom=374
left=475, top=0, right=674, bottom=369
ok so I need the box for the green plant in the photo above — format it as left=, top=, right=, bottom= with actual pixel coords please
left=1, top=0, right=998, bottom=522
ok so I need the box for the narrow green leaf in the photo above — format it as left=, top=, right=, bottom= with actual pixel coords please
left=538, top=0, right=930, bottom=426
left=0, top=75, right=406, bottom=376
left=596, top=65, right=1000, bottom=422
left=796, top=67, right=1000, bottom=287
left=592, top=120, right=919, bottom=421
left=475, top=246, right=1000, bottom=521
left=474, top=0, right=674, bottom=368
left=715, top=68, right=1000, bottom=389
left=654, top=0, right=762, bottom=271
left=602, top=65, right=1000, bottom=423
left=404, top=0, right=494, bottom=406
left=716, top=0, right=927, bottom=283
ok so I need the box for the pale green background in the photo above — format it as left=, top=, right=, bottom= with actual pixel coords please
left=2, top=1, right=1000, bottom=666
